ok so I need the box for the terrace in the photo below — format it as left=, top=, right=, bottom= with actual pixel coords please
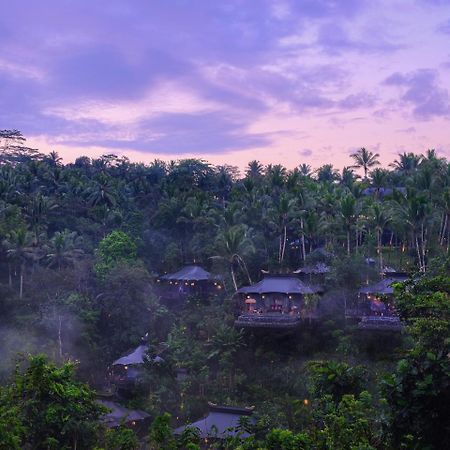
left=234, top=274, right=322, bottom=329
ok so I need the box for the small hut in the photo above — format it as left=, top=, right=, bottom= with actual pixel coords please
left=155, top=265, right=223, bottom=304
left=98, top=400, right=151, bottom=434
left=234, top=274, right=322, bottom=328
left=174, top=403, right=254, bottom=443
left=110, top=344, right=163, bottom=387
left=347, top=273, right=408, bottom=331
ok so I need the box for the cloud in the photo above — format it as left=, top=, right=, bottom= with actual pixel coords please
left=57, top=111, right=272, bottom=155
left=338, top=93, right=376, bottom=109
left=396, top=126, right=416, bottom=133
left=384, top=69, right=450, bottom=119
left=437, top=19, right=450, bottom=34
left=299, top=148, right=313, bottom=157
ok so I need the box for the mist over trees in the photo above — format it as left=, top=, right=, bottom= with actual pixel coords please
left=0, top=131, right=449, bottom=449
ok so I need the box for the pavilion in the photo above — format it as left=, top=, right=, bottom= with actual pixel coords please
left=110, top=344, right=163, bottom=387
left=98, top=399, right=151, bottom=434
left=234, top=274, right=322, bottom=328
left=174, top=403, right=254, bottom=442
left=346, top=273, right=408, bottom=331
left=155, top=264, right=223, bottom=303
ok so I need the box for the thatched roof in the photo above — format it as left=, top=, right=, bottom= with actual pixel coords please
left=174, top=403, right=254, bottom=439
left=98, top=400, right=150, bottom=428
left=112, top=345, right=163, bottom=366
left=359, top=276, right=407, bottom=295
left=237, top=275, right=321, bottom=295
left=160, top=265, right=220, bottom=282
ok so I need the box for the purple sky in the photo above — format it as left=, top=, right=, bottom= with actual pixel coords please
left=1, top=0, right=450, bottom=170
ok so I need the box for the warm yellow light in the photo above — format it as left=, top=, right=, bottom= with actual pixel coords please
left=303, top=399, right=309, bottom=406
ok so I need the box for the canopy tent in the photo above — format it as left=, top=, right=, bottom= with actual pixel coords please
left=174, top=404, right=254, bottom=439
left=359, top=276, right=408, bottom=296
left=112, top=345, right=163, bottom=366
left=237, top=275, right=321, bottom=295
left=160, top=265, right=221, bottom=282
left=98, top=400, right=150, bottom=428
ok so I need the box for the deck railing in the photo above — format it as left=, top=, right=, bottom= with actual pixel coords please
left=235, top=314, right=302, bottom=328
left=357, top=316, right=403, bottom=331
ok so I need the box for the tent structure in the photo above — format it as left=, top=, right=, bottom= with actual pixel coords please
left=174, top=403, right=254, bottom=440
left=236, top=275, right=321, bottom=295
left=160, top=265, right=221, bottom=282
left=358, top=276, right=407, bottom=296
left=110, top=344, right=163, bottom=387
left=98, top=400, right=150, bottom=429
left=156, top=265, right=223, bottom=302
left=112, top=345, right=148, bottom=366
left=234, top=275, right=322, bottom=328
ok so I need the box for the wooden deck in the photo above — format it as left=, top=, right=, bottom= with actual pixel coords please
left=357, top=316, right=403, bottom=331
left=234, top=313, right=302, bottom=329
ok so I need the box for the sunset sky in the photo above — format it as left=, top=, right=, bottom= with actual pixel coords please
left=1, top=0, right=450, bottom=170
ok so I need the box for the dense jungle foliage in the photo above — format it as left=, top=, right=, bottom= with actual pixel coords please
left=0, top=130, right=449, bottom=449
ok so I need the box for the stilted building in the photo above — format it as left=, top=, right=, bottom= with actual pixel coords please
left=234, top=274, right=322, bottom=329
left=346, top=272, right=408, bottom=331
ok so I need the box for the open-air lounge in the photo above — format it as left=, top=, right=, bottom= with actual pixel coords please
left=234, top=274, right=322, bottom=329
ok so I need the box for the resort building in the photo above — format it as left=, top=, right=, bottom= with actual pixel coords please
left=155, top=265, right=223, bottom=304
left=174, top=403, right=254, bottom=443
left=346, top=272, right=408, bottom=331
left=234, top=274, right=322, bottom=329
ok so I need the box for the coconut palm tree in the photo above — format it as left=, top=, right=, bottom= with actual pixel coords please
left=390, top=152, right=422, bottom=175
left=369, top=203, right=391, bottom=269
left=211, top=225, right=254, bottom=291
left=340, top=194, right=357, bottom=256
left=245, top=160, right=264, bottom=179
left=350, top=147, right=380, bottom=179
left=46, top=230, right=85, bottom=270
left=3, top=227, right=36, bottom=298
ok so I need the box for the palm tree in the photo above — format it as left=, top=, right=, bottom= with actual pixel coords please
left=298, top=164, right=312, bottom=177
left=390, top=152, right=422, bottom=175
left=3, top=227, right=36, bottom=298
left=316, top=164, right=340, bottom=183
left=370, top=203, right=391, bottom=269
left=46, top=230, right=84, bottom=270
left=245, top=160, right=264, bottom=179
left=211, top=225, right=254, bottom=291
left=340, top=194, right=357, bottom=256
left=370, top=168, right=389, bottom=198
left=350, top=147, right=380, bottom=179
left=390, top=191, right=431, bottom=272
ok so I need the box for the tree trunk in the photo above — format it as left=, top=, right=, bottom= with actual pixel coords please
left=347, top=230, right=350, bottom=256
left=300, top=217, right=306, bottom=261
left=8, top=263, right=12, bottom=288
left=281, top=225, right=287, bottom=264
left=58, top=315, right=63, bottom=360
left=230, top=263, right=238, bottom=291
left=377, top=229, right=383, bottom=270
left=19, top=263, right=24, bottom=299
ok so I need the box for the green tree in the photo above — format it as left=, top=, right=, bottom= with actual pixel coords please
left=383, top=270, right=450, bottom=449
left=94, top=230, right=137, bottom=278
left=351, top=147, right=380, bottom=179
left=0, top=354, right=105, bottom=450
